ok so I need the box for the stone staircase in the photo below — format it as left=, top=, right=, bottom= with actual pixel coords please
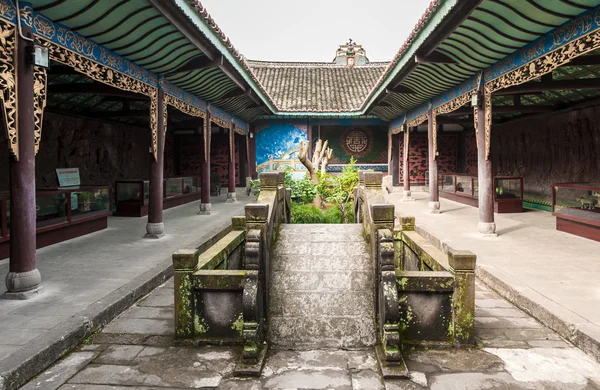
left=268, top=224, right=376, bottom=349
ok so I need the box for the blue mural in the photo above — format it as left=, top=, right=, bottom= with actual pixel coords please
left=256, top=124, right=307, bottom=174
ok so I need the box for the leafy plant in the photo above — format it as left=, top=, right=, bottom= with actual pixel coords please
left=316, top=158, right=359, bottom=223
left=284, top=167, right=317, bottom=204
left=290, top=203, right=325, bottom=224
left=248, top=179, right=260, bottom=196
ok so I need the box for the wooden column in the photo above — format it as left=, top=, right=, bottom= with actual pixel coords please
left=477, top=93, right=496, bottom=235
left=146, top=89, right=165, bottom=238
left=6, top=26, right=41, bottom=296
left=226, top=124, right=236, bottom=202
left=402, top=127, right=414, bottom=201
left=391, top=133, right=400, bottom=186
left=428, top=110, right=440, bottom=213
left=199, top=114, right=212, bottom=214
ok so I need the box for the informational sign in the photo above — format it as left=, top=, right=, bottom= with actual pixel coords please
left=56, top=168, right=81, bottom=187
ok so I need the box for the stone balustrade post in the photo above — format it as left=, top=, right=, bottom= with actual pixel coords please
left=448, top=249, right=477, bottom=345
left=172, top=248, right=199, bottom=339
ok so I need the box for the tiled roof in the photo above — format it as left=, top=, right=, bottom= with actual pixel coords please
left=246, top=61, right=389, bottom=112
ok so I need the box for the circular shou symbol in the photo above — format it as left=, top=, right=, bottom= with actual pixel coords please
left=345, top=130, right=368, bottom=154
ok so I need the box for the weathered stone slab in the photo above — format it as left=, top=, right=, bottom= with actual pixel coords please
left=20, top=352, right=99, bottom=390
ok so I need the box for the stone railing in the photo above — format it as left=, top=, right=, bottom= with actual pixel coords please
left=172, top=171, right=289, bottom=375
left=355, top=170, right=476, bottom=378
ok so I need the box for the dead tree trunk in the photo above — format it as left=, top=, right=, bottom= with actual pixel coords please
left=298, top=139, right=333, bottom=207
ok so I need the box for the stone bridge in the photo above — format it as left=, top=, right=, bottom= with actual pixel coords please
left=172, top=171, right=476, bottom=377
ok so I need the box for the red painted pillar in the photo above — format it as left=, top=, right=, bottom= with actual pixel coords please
left=199, top=114, right=212, bottom=214
left=477, top=93, right=496, bottom=235
left=146, top=89, right=165, bottom=238
left=226, top=123, right=236, bottom=202
left=401, top=127, right=414, bottom=201
left=428, top=110, right=440, bottom=213
left=6, top=26, right=42, bottom=297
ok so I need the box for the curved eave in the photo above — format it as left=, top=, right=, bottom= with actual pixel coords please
left=172, top=0, right=278, bottom=115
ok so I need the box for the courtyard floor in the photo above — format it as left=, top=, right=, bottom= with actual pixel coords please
left=0, top=193, right=253, bottom=389
left=387, top=189, right=600, bottom=363
left=21, top=274, right=600, bottom=389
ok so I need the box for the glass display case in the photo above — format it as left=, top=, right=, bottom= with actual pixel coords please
left=552, top=183, right=600, bottom=242
left=438, top=173, right=523, bottom=213
left=438, top=173, right=479, bottom=207
left=115, top=176, right=201, bottom=217
left=164, top=177, right=183, bottom=198
left=116, top=180, right=149, bottom=205
left=0, top=186, right=112, bottom=259
left=494, top=176, right=523, bottom=213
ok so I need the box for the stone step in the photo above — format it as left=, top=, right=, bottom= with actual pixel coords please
left=268, top=223, right=376, bottom=349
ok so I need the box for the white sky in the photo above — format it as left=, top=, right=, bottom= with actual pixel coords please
left=199, top=0, right=433, bottom=62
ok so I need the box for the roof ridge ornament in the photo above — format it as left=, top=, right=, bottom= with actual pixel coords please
left=334, top=39, right=368, bottom=67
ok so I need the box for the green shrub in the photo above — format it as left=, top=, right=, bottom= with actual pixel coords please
left=290, top=204, right=324, bottom=224
left=283, top=167, right=316, bottom=203
left=323, top=207, right=343, bottom=224
left=316, top=158, right=359, bottom=223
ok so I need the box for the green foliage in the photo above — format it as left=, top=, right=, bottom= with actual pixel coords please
left=249, top=179, right=260, bottom=196
left=291, top=204, right=325, bottom=224
left=316, top=158, right=359, bottom=223
left=323, top=207, right=343, bottom=224
left=284, top=167, right=316, bottom=204
left=290, top=204, right=344, bottom=224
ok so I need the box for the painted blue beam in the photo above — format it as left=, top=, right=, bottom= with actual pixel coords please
left=390, top=5, right=600, bottom=129
left=0, top=0, right=249, bottom=131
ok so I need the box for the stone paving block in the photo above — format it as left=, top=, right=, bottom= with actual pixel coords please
left=91, top=333, right=148, bottom=345
left=0, top=328, right=43, bottom=345
left=67, top=364, right=149, bottom=386
left=526, top=339, right=571, bottom=348
left=0, top=344, right=20, bottom=360
left=475, top=307, right=529, bottom=318
left=428, top=372, right=529, bottom=390
left=59, top=385, right=132, bottom=390
left=216, top=378, right=261, bottom=389
left=273, top=242, right=310, bottom=256
left=121, top=306, right=173, bottom=320
left=474, top=299, right=514, bottom=309
left=309, top=242, right=367, bottom=257
left=404, top=349, right=505, bottom=373
left=78, top=344, right=106, bottom=352
left=503, top=328, right=562, bottom=341
left=141, top=335, right=173, bottom=347
left=351, top=369, right=384, bottom=390
left=262, top=369, right=352, bottom=390
left=21, top=352, right=99, bottom=390
left=475, top=337, right=529, bottom=348
left=137, top=293, right=173, bottom=308
left=102, top=318, right=173, bottom=336
left=136, top=346, right=168, bottom=359
left=475, top=316, right=543, bottom=329
left=94, top=345, right=145, bottom=365
left=384, top=380, right=427, bottom=389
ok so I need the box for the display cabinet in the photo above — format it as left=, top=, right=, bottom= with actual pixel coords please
left=0, top=186, right=112, bottom=259
left=438, top=173, right=479, bottom=207
left=494, top=176, right=523, bottom=213
left=438, top=173, right=523, bottom=213
left=552, top=183, right=600, bottom=242
left=115, top=176, right=201, bottom=217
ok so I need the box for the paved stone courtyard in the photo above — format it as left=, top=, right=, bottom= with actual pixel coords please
left=0, top=194, right=253, bottom=389
left=22, top=275, right=600, bottom=390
